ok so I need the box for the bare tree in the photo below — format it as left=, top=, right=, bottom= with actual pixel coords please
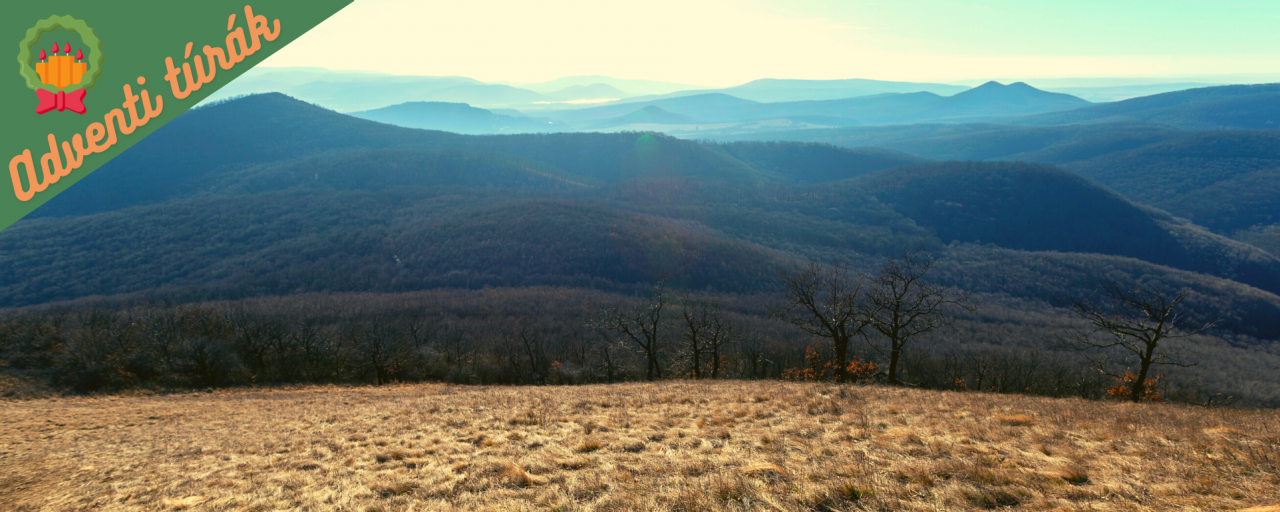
left=679, top=294, right=737, bottom=379
left=1065, top=280, right=1211, bottom=402
left=596, top=281, right=669, bottom=381
left=864, top=251, right=970, bottom=385
left=775, top=260, right=876, bottom=382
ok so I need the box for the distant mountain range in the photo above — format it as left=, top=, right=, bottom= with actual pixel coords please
left=590, top=106, right=694, bottom=129
left=702, top=83, right=1280, bottom=250
left=1016, top=83, right=1280, bottom=129
left=547, top=81, right=1090, bottom=131
left=517, top=75, right=707, bottom=97
left=10, top=92, right=1280, bottom=402
left=546, top=83, right=631, bottom=101
left=20, top=94, right=1280, bottom=307
left=616, top=78, right=969, bottom=103
left=350, top=102, right=570, bottom=135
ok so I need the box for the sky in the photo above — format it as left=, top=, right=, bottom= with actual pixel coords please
left=260, top=0, right=1280, bottom=87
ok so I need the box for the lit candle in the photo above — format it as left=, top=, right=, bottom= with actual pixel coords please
left=38, top=49, right=47, bottom=63
left=63, top=43, right=70, bottom=54
left=51, top=43, right=58, bottom=56
left=75, top=49, right=83, bottom=62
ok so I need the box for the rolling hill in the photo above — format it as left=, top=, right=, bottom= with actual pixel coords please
left=547, top=83, right=631, bottom=101
left=206, top=68, right=486, bottom=112
left=519, top=75, right=708, bottom=96
left=590, top=106, right=695, bottom=129
left=349, top=102, right=571, bottom=134
left=703, top=123, right=1186, bottom=162
left=646, top=78, right=970, bottom=103
left=552, top=82, right=1089, bottom=129
left=7, top=94, right=1279, bottom=317
left=7, top=92, right=1280, bottom=404
left=1018, top=83, right=1280, bottom=129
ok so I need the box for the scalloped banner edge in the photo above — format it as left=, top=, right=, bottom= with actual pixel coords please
left=17, top=15, right=105, bottom=93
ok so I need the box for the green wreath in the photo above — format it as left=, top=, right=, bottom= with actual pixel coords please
left=16, top=15, right=104, bottom=93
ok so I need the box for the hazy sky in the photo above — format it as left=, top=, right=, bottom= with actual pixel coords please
left=261, top=0, right=1280, bottom=86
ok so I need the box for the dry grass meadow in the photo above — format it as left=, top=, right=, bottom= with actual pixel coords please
left=1, top=381, right=1278, bottom=511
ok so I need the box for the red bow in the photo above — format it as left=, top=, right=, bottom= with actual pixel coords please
left=36, top=89, right=87, bottom=115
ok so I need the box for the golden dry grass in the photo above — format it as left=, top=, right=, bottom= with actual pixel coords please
left=1, top=381, right=1277, bottom=511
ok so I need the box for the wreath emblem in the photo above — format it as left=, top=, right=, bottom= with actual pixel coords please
left=17, top=15, right=104, bottom=114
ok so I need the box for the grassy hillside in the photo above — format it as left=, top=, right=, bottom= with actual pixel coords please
left=2, top=382, right=1277, bottom=511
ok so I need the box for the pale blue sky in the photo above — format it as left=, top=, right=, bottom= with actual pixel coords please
left=262, top=0, right=1280, bottom=86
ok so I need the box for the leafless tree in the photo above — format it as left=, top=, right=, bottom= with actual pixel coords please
left=596, top=281, right=669, bottom=381
left=864, top=251, right=971, bottom=385
left=775, top=260, right=876, bottom=382
left=1065, top=280, right=1212, bottom=402
left=679, top=294, right=737, bottom=379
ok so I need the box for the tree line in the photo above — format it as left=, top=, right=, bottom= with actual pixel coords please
left=0, top=254, right=1239, bottom=404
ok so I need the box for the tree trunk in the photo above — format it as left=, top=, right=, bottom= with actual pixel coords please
left=691, top=343, right=701, bottom=379
left=888, top=342, right=902, bottom=385
left=833, top=337, right=849, bottom=382
left=1132, top=346, right=1155, bottom=402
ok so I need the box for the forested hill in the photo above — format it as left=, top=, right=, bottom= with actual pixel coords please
left=1017, top=83, right=1280, bottom=129
left=6, top=92, right=1280, bottom=404
left=697, top=84, right=1280, bottom=249
left=32, top=94, right=926, bottom=217
left=3, top=93, right=1278, bottom=315
left=31, top=94, right=463, bottom=218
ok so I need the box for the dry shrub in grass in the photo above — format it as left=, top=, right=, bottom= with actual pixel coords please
left=962, top=487, right=1024, bottom=509
left=805, top=396, right=843, bottom=416
left=374, top=450, right=406, bottom=463
left=827, top=479, right=876, bottom=503
left=0, top=374, right=56, bottom=399
left=1205, top=426, right=1248, bottom=436
left=371, top=479, right=418, bottom=497
left=558, top=456, right=592, bottom=470
left=456, top=460, right=533, bottom=491
left=1042, top=465, right=1090, bottom=485
left=160, top=496, right=209, bottom=509
left=495, top=461, right=533, bottom=488
left=997, top=414, right=1035, bottom=426
left=618, top=439, right=646, bottom=452
left=576, top=439, right=602, bottom=453
left=739, top=462, right=789, bottom=479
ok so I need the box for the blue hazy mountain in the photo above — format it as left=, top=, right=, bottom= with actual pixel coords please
left=547, top=83, right=633, bottom=101
left=1018, top=84, right=1280, bottom=129
left=552, top=82, right=1089, bottom=128
left=350, top=102, right=571, bottom=134
left=589, top=106, right=696, bottom=129
left=617, top=78, right=969, bottom=103
left=519, top=75, right=709, bottom=96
